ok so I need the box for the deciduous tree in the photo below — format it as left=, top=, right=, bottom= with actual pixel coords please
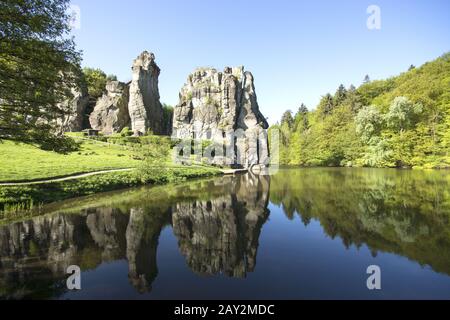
left=0, top=0, right=82, bottom=148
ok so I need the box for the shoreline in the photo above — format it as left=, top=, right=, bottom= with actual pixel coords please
left=1, top=165, right=446, bottom=221
left=0, top=166, right=221, bottom=219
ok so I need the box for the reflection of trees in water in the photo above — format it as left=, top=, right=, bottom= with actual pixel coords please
left=3, top=168, right=449, bottom=298
left=270, top=168, right=450, bottom=275
left=0, top=174, right=270, bottom=298
left=172, top=174, right=270, bottom=277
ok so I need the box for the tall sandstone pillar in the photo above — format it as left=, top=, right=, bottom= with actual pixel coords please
left=172, top=66, right=269, bottom=168
left=128, top=51, right=164, bottom=135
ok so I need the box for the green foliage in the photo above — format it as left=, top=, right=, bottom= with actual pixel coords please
left=106, top=74, right=118, bottom=81
left=0, top=166, right=220, bottom=216
left=0, top=132, right=220, bottom=214
left=280, top=110, right=294, bottom=129
left=82, top=67, right=108, bottom=99
left=0, top=0, right=82, bottom=145
left=274, top=53, right=450, bottom=169
left=120, top=127, right=133, bottom=137
left=334, top=84, right=347, bottom=105
left=317, top=93, right=335, bottom=116
left=355, top=105, right=383, bottom=143
left=443, top=114, right=450, bottom=152
left=298, top=103, right=308, bottom=115
left=0, top=171, right=140, bottom=214
left=162, top=103, right=174, bottom=134
left=135, top=141, right=171, bottom=183
left=385, top=96, right=423, bottom=132
left=358, top=137, right=394, bottom=168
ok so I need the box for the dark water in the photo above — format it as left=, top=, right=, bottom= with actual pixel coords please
left=1, top=168, right=450, bottom=300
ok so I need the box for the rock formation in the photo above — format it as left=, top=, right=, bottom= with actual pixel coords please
left=89, top=80, right=130, bottom=135
left=173, top=67, right=269, bottom=168
left=128, top=51, right=164, bottom=135
left=58, top=52, right=270, bottom=146
left=58, top=85, right=89, bottom=132
left=81, top=51, right=170, bottom=136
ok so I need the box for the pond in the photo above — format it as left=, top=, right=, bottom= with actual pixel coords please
left=1, top=168, right=450, bottom=299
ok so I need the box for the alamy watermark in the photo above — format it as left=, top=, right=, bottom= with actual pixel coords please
left=366, top=265, right=382, bottom=290
left=172, top=128, right=280, bottom=176
left=367, top=5, right=381, bottom=30
left=66, top=265, right=81, bottom=290
left=68, top=5, right=81, bottom=30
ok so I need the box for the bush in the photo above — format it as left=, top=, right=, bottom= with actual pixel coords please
left=37, top=135, right=81, bottom=154
left=82, top=68, right=107, bottom=99
left=120, top=127, right=133, bottom=137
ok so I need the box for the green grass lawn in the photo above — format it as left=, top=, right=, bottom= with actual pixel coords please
left=0, top=136, right=222, bottom=216
left=0, top=139, right=141, bottom=182
left=0, top=166, right=222, bottom=221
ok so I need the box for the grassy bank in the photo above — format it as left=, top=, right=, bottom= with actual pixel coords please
left=0, top=139, right=140, bottom=182
left=0, top=134, right=222, bottom=219
left=0, top=166, right=220, bottom=219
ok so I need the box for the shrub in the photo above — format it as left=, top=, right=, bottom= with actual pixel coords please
left=120, top=127, right=133, bottom=137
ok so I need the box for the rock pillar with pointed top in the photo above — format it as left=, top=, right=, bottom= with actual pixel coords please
left=128, top=51, right=164, bottom=135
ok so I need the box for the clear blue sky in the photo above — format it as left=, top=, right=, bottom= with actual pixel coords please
left=71, top=0, right=450, bottom=124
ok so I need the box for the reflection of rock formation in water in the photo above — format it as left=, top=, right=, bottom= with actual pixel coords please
left=86, top=208, right=129, bottom=261
left=172, top=174, right=270, bottom=277
left=0, top=214, right=90, bottom=275
left=0, top=174, right=272, bottom=298
left=126, top=208, right=167, bottom=293
left=0, top=207, right=170, bottom=298
left=0, top=213, right=94, bottom=299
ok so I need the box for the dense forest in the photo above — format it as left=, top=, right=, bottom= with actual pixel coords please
left=271, top=53, right=450, bottom=169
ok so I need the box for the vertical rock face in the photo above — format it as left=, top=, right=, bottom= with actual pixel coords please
left=173, top=67, right=269, bottom=167
left=128, top=51, right=164, bottom=135
left=89, top=81, right=130, bottom=135
left=58, top=85, right=89, bottom=132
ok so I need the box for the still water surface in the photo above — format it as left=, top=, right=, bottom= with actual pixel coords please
left=1, top=168, right=450, bottom=299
